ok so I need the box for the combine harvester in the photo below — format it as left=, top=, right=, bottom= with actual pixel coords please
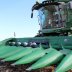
left=0, top=0, right=72, bottom=72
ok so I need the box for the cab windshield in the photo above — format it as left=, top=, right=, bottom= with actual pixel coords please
left=38, top=3, right=67, bottom=29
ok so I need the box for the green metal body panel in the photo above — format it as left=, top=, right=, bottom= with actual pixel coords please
left=12, top=48, right=46, bottom=65
left=3, top=47, right=33, bottom=61
left=12, top=36, right=72, bottom=50
left=0, top=46, right=22, bottom=58
left=56, top=51, right=72, bottom=72
left=0, top=47, right=33, bottom=59
left=26, top=48, right=63, bottom=70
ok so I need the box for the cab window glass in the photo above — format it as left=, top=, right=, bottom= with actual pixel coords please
left=38, top=3, right=67, bottom=29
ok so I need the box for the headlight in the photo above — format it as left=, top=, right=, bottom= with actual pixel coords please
left=9, top=42, right=15, bottom=46
left=15, top=42, right=21, bottom=46
left=30, top=42, right=37, bottom=48
left=22, top=42, right=28, bottom=47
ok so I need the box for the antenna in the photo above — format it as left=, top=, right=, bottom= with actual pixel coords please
left=14, top=32, right=16, bottom=38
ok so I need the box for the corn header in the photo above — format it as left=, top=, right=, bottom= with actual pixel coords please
left=0, top=0, right=72, bottom=72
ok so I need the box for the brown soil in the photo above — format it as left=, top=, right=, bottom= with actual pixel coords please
left=0, top=62, right=71, bottom=72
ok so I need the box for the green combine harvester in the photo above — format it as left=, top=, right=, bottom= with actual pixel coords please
left=0, top=0, right=72, bottom=72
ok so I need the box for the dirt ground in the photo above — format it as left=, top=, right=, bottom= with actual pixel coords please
left=0, top=62, right=72, bottom=72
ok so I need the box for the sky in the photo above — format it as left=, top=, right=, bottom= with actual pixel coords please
left=0, top=0, right=40, bottom=41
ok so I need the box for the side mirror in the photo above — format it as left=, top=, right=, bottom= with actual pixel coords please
left=31, top=12, right=33, bottom=18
